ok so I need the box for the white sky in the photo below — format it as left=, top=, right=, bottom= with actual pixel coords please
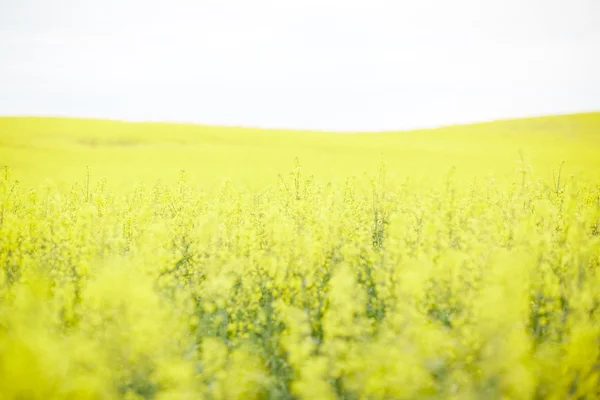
left=1, top=0, right=599, bottom=131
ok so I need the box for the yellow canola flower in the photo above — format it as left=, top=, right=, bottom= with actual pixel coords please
left=0, top=137, right=599, bottom=400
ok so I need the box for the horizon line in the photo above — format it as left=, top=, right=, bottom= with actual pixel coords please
left=1, top=109, right=599, bottom=134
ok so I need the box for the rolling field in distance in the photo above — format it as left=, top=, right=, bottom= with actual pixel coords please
left=1, top=113, right=600, bottom=399
left=1, top=112, right=599, bottom=189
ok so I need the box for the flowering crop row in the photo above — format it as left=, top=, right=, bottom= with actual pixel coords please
left=0, top=161, right=599, bottom=399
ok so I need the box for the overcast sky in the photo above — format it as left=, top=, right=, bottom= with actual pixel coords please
left=0, top=0, right=599, bottom=131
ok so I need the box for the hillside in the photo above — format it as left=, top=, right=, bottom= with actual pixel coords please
left=1, top=112, right=600, bottom=399
left=1, top=112, right=599, bottom=189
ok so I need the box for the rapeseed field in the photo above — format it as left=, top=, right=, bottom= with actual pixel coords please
left=0, top=114, right=599, bottom=399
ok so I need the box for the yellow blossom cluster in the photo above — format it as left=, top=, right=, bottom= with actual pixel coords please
left=1, top=155, right=599, bottom=400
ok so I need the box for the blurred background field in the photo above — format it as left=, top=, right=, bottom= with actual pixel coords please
left=1, top=112, right=599, bottom=190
